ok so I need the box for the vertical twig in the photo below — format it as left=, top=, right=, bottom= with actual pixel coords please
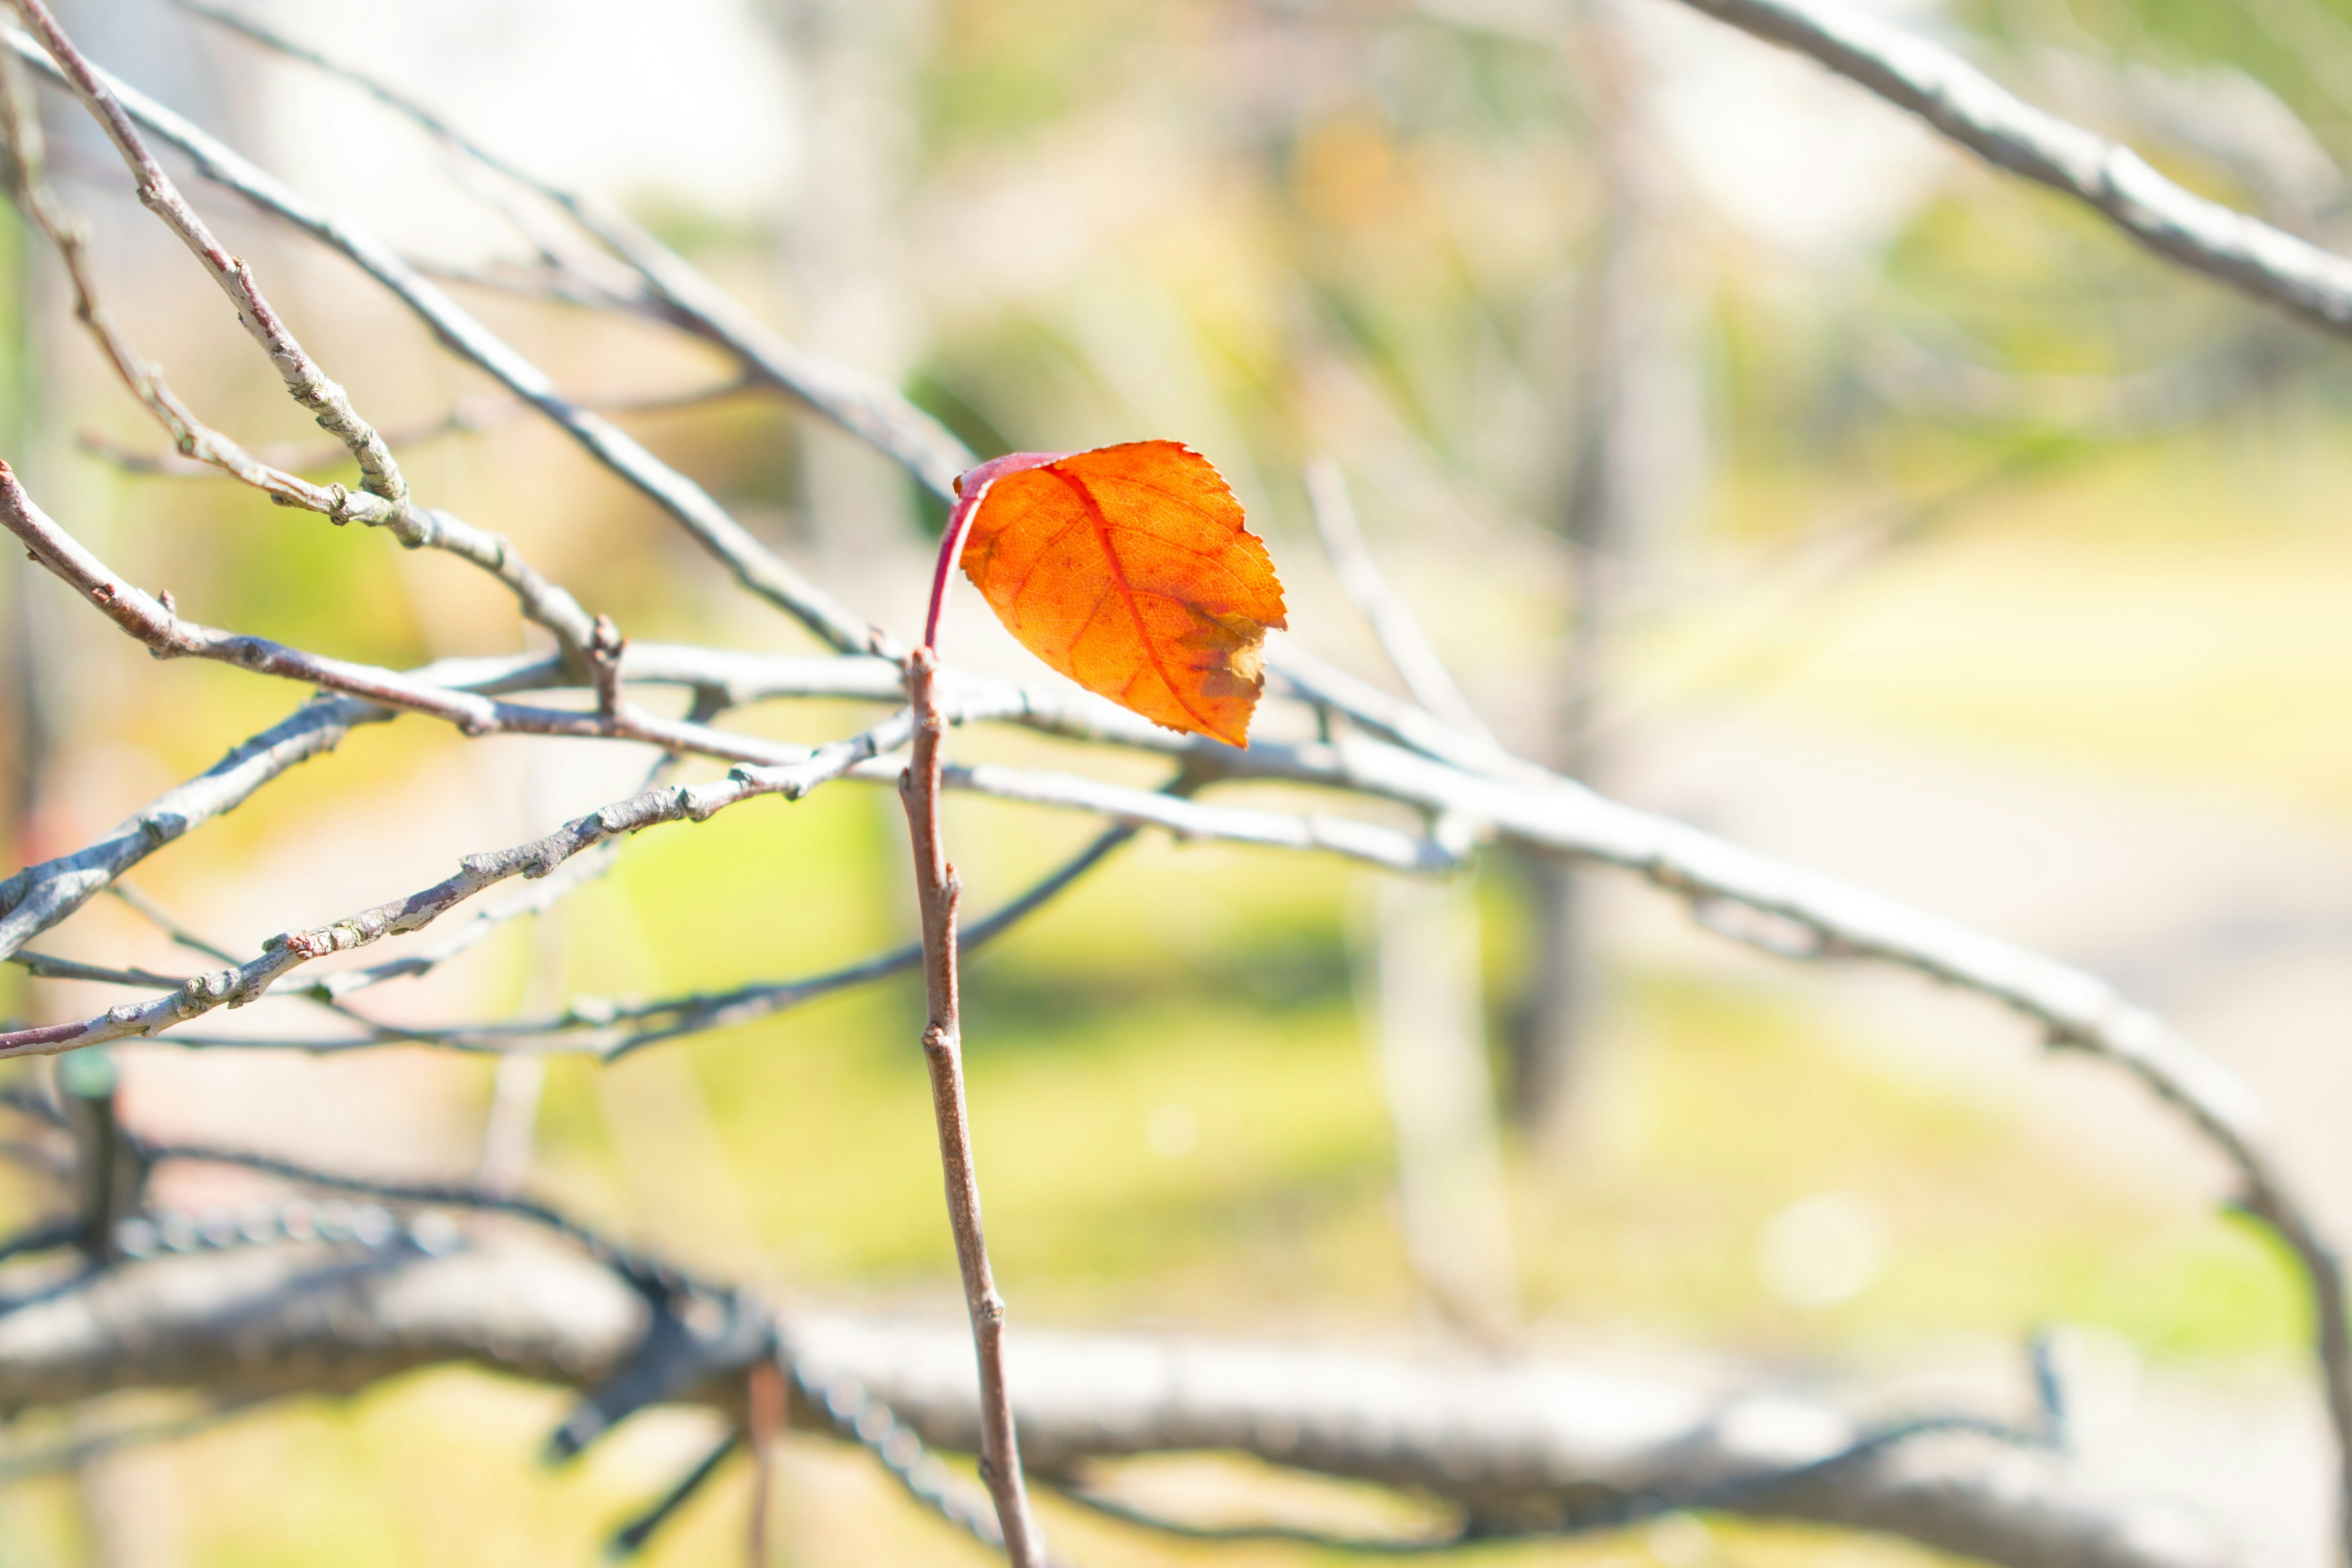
left=745, top=1359, right=785, bottom=1567
left=1519, top=0, right=1676, bottom=1150
left=1303, top=455, right=1490, bottom=741
left=897, top=646, right=1044, bottom=1568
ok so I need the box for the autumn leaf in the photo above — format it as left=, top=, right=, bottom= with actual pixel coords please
left=935, top=441, right=1287, bottom=747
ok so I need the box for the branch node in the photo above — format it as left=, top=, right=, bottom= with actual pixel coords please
left=587, top=614, right=626, bottom=720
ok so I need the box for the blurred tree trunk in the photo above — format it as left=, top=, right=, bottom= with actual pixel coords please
left=771, top=0, right=933, bottom=968
left=1513, top=2, right=1705, bottom=1153
left=773, top=0, right=928, bottom=567
left=1365, top=875, right=1519, bottom=1341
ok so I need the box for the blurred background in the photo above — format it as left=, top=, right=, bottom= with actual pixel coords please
left=2, top=0, right=2351, bottom=1561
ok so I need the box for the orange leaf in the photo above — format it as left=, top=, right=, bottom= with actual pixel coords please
left=945, top=441, right=1287, bottom=747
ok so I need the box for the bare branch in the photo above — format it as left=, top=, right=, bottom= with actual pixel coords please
left=0, top=54, right=603, bottom=660
left=0, top=649, right=578, bottom=967
left=0, top=461, right=837, bottom=768
left=172, top=0, right=976, bottom=499
left=0, top=704, right=919, bottom=1060
left=147, top=815, right=1142, bottom=1058
left=1666, top=0, right=2352, bottom=337
left=4, top=0, right=405, bottom=501
left=0, top=24, right=878, bottom=656
left=899, top=649, right=1047, bottom=1565
left=0, top=697, right=382, bottom=963
left=0, top=1236, right=2230, bottom=1568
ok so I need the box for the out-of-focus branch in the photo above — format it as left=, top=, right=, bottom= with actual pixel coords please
left=0, top=24, right=877, bottom=657
left=1664, top=0, right=2352, bottom=337
left=1303, top=455, right=1491, bottom=740
left=10, top=952, right=186, bottom=988
left=0, top=1235, right=2230, bottom=1568
left=405, top=254, right=667, bottom=322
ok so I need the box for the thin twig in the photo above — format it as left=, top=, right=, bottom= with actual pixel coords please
left=153, top=815, right=1145, bottom=1058
left=0, top=705, right=922, bottom=1059
left=1668, top=0, right=2352, bottom=337
left=607, top=1430, right=739, bottom=1559
left=0, top=23, right=878, bottom=656
left=897, top=648, right=1044, bottom=1568
left=4, top=0, right=407, bottom=499
left=0, top=650, right=568, bottom=965
left=0, top=34, right=597, bottom=660
left=1303, top=455, right=1490, bottom=740
left=171, top=0, right=974, bottom=500
left=0, top=460, right=829, bottom=769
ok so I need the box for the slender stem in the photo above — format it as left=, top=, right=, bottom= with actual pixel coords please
left=746, top=1359, right=786, bottom=1567
left=924, top=451, right=1072, bottom=648
left=897, top=646, right=1044, bottom=1568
